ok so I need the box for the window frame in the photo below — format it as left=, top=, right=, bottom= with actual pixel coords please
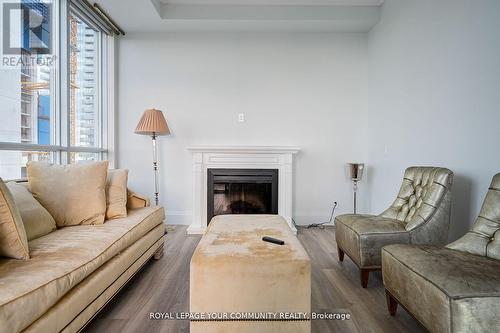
left=0, top=0, right=115, bottom=172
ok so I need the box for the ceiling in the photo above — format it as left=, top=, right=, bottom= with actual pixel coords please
left=95, top=0, right=383, bottom=33
left=160, top=0, right=384, bottom=5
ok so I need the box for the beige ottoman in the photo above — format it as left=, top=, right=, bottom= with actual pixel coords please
left=190, top=215, right=311, bottom=333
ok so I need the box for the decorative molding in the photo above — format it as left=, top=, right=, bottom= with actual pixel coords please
left=161, top=0, right=384, bottom=5
left=186, top=145, right=301, bottom=154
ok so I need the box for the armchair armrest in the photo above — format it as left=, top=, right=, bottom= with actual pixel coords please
left=127, top=190, right=150, bottom=210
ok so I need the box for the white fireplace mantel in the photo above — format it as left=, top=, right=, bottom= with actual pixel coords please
left=186, top=145, right=300, bottom=234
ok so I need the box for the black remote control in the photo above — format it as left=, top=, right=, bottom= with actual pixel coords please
left=262, top=236, right=285, bottom=245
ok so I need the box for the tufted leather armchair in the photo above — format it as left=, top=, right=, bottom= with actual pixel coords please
left=383, top=173, right=500, bottom=333
left=335, top=166, right=454, bottom=287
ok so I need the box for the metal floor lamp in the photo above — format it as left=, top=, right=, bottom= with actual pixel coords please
left=135, top=108, right=170, bottom=206
left=348, top=163, right=365, bottom=214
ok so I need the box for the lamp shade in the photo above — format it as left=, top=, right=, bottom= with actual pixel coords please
left=134, top=108, right=170, bottom=136
left=348, top=163, right=365, bottom=181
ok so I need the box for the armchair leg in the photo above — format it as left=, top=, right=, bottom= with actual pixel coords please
left=360, top=269, right=370, bottom=288
left=385, top=290, right=398, bottom=316
left=337, top=246, right=345, bottom=262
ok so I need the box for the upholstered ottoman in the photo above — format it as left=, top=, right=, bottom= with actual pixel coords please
left=190, top=215, right=311, bottom=333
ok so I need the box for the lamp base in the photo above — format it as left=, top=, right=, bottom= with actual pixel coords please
left=353, top=180, right=358, bottom=214
left=152, top=133, right=160, bottom=206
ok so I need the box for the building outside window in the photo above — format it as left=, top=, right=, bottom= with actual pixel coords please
left=70, top=11, right=100, bottom=160
left=0, top=0, right=115, bottom=179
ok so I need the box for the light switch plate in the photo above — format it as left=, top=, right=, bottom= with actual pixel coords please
left=238, top=113, right=245, bottom=122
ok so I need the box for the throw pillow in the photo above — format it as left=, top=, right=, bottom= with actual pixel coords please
left=27, top=161, right=109, bottom=227
left=0, top=179, right=30, bottom=259
left=106, top=169, right=129, bottom=220
left=7, top=182, right=57, bottom=240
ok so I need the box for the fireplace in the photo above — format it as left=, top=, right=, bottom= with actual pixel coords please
left=207, top=169, right=278, bottom=223
left=186, top=145, right=299, bottom=234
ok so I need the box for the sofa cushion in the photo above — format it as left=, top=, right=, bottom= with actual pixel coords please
left=105, top=169, right=128, bottom=220
left=383, top=244, right=500, bottom=333
left=335, top=214, right=409, bottom=268
left=7, top=182, right=56, bottom=241
left=22, top=225, right=165, bottom=333
left=0, top=206, right=165, bottom=333
left=0, top=179, right=30, bottom=260
left=27, top=161, right=108, bottom=227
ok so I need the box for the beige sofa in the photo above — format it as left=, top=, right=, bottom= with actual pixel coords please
left=335, top=166, right=454, bottom=287
left=383, top=173, right=500, bottom=333
left=0, top=189, right=165, bottom=333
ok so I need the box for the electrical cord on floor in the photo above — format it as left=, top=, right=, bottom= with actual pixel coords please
left=292, top=202, right=338, bottom=230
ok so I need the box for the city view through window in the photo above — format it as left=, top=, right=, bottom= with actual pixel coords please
left=0, top=0, right=54, bottom=179
left=0, top=0, right=106, bottom=180
left=70, top=12, right=100, bottom=153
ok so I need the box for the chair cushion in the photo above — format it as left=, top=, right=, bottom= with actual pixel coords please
left=383, top=244, right=500, bottom=333
left=335, top=214, right=409, bottom=268
left=0, top=179, right=29, bottom=260
left=383, top=244, right=500, bottom=297
left=6, top=182, right=56, bottom=241
left=0, top=206, right=165, bottom=333
left=336, top=214, right=408, bottom=234
left=27, top=161, right=108, bottom=227
left=105, top=169, right=129, bottom=220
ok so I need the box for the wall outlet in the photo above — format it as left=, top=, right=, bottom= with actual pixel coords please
left=238, top=113, right=245, bottom=122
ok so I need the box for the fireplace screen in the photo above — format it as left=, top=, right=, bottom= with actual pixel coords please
left=207, top=169, right=278, bottom=223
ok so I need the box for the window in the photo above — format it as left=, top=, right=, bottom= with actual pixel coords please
left=37, top=95, right=51, bottom=145
left=0, top=0, right=115, bottom=179
left=69, top=11, right=101, bottom=159
left=0, top=0, right=57, bottom=179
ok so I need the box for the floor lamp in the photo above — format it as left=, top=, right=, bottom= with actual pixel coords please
left=135, top=108, right=170, bottom=206
left=348, top=163, right=365, bottom=214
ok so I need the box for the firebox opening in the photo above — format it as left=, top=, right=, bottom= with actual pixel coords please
left=207, top=169, right=278, bottom=223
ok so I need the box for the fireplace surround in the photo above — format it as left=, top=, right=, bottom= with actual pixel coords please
left=186, top=146, right=300, bottom=234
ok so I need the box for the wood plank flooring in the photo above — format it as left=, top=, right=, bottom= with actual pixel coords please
left=84, top=226, right=425, bottom=333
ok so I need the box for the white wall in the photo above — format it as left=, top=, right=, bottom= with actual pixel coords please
left=117, top=32, right=369, bottom=225
left=366, top=0, right=500, bottom=240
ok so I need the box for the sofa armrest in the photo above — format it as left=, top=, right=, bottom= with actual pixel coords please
left=127, top=190, right=150, bottom=210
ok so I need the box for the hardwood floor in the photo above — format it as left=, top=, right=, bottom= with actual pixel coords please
left=84, top=226, right=425, bottom=333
